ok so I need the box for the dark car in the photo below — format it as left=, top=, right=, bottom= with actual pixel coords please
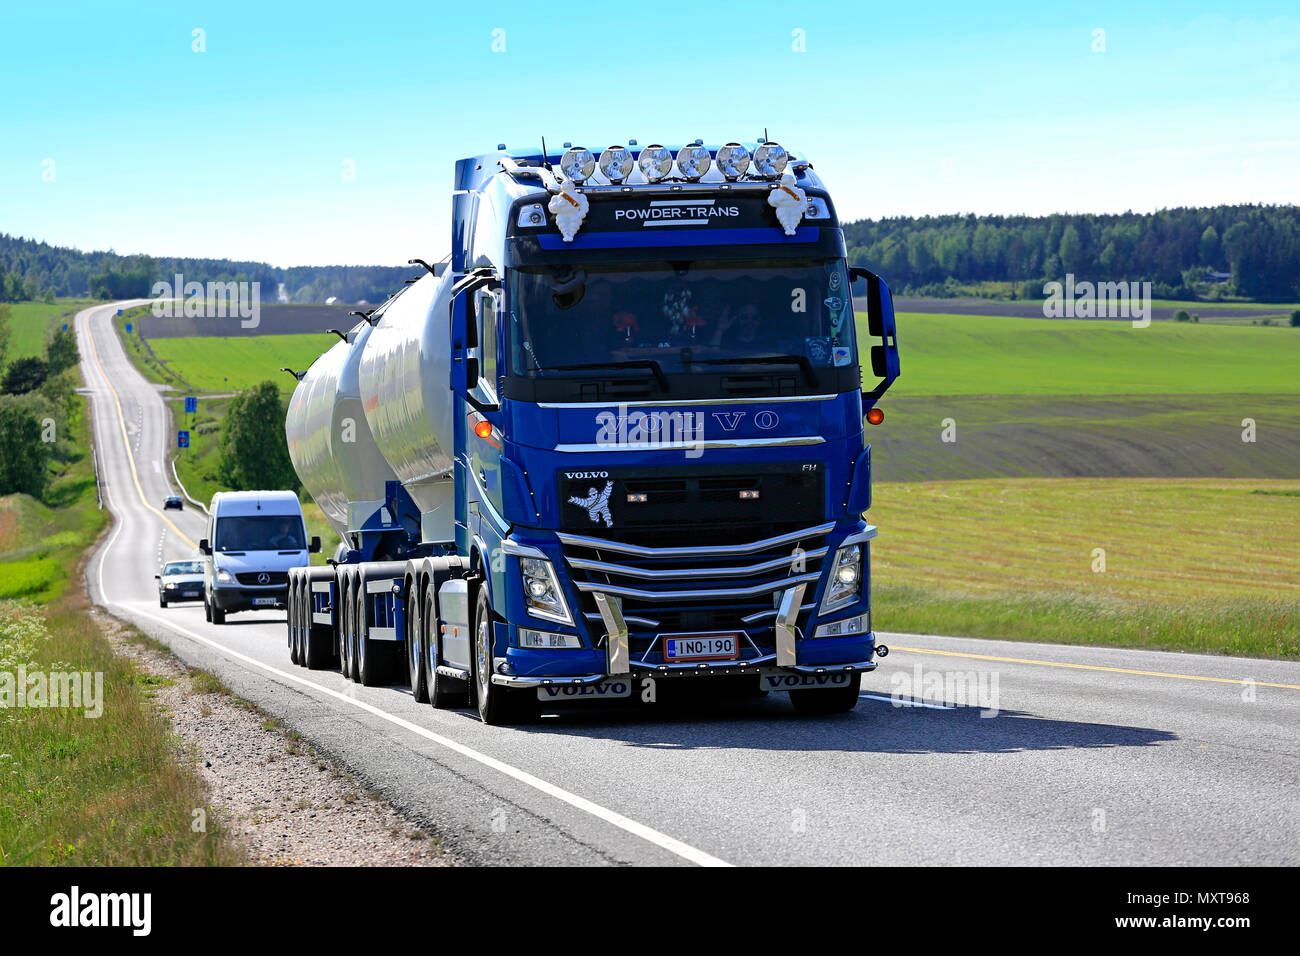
left=163, top=495, right=184, bottom=510
left=156, top=559, right=205, bottom=607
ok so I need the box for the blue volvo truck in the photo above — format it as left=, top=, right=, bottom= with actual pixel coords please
left=284, top=140, right=900, bottom=724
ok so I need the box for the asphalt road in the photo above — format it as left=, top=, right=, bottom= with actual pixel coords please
left=76, top=301, right=1300, bottom=866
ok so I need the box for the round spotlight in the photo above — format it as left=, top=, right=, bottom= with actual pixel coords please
left=637, top=144, right=673, bottom=182
left=716, top=142, right=751, bottom=180
left=676, top=144, right=711, bottom=180
left=753, top=141, right=789, bottom=179
left=598, top=145, right=635, bottom=183
left=559, top=146, right=596, bottom=183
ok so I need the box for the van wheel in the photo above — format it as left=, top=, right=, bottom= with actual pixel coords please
left=159, top=596, right=168, bottom=608
left=210, top=604, right=226, bottom=625
left=472, top=587, right=537, bottom=725
left=788, top=673, right=862, bottom=714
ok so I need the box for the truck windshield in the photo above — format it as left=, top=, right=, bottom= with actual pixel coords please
left=214, top=516, right=305, bottom=552
left=507, top=258, right=857, bottom=382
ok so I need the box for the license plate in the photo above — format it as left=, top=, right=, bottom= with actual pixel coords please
left=537, top=678, right=634, bottom=701
left=760, top=670, right=854, bottom=691
left=664, top=633, right=738, bottom=662
left=182, top=591, right=199, bottom=597
left=253, top=597, right=277, bottom=606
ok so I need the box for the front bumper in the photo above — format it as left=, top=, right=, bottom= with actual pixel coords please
left=210, top=586, right=288, bottom=612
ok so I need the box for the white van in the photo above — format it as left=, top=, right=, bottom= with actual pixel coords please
left=200, top=490, right=320, bottom=624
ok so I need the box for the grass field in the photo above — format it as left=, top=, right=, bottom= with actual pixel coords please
left=870, top=477, right=1300, bottom=659
left=2, top=299, right=95, bottom=362
left=867, top=312, right=1300, bottom=396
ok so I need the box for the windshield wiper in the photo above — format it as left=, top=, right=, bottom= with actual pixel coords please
left=549, top=360, right=669, bottom=391
left=692, top=354, right=818, bottom=385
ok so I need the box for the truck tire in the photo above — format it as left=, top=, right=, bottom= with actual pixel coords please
left=288, top=582, right=301, bottom=665
left=406, top=579, right=429, bottom=702
left=788, top=673, right=862, bottom=715
left=342, top=580, right=359, bottom=682
left=357, top=582, right=390, bottom=687
left=336, top=581, right=350, bottom=678
left=471, top=588, right=537, bottom=725
left=426, top=585, right=467, bottom=709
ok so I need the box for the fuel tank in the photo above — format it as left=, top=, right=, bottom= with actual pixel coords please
left=357, top=270, right=457, bottom=543
left=285, top=321, right=397, bottom=540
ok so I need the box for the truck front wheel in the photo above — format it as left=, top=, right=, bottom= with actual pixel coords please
left=788, top=673, right=862, bottom=715
left=472, top=588, right=537, bottom=725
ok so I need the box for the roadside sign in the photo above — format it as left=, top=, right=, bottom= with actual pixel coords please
left=178, top=430, right=190, bottom=449
left=116, top=309, right=122, bottom=316
left=125, top=322, right=133, bottom=333
left=62, top=323, right=68, bottom=331
left=184, top=396, right=197, bottom=414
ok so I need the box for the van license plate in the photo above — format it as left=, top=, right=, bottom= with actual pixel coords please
left=253, top=597, right=277, bottom=606
left=664, top=634, right=738, bottom=662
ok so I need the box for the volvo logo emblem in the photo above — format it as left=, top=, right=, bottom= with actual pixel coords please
left=257, top=572, right=270, bottom=584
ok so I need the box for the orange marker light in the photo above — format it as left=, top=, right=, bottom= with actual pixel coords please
left=866, top=408, right=885, bottom=425
left=474, top=420, right=493, bottom=439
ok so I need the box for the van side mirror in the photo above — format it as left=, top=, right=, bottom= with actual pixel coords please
left=154, top=574, right=161, bottom=580
left=309, top=536, right=321, bottom=554
left=199, top=538, right=211, bottom=555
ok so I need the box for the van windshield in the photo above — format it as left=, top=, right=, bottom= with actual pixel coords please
left=215, top=516, right=305, bottom=552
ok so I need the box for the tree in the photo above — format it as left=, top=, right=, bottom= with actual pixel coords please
left=217, top=380, right=299, bottom=492
left=2, top=356, right=48, bottom=394
left=0, top=398, right=50, bottom=498
left=1199, top=225, right=1219, bottom=266
left=1291, top=310, right=1300, bottom=328
left=46, top=326, right=79, bottom=375
left=0, top=303, right=11, bottom=371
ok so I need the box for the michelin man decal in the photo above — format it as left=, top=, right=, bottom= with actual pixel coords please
left=568, top=481, right=614, bottom=528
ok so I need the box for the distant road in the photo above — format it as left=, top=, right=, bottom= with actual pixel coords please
left=78, top=300, right=1300, bottom=866
left=893, top=297, right=1294, bottom=320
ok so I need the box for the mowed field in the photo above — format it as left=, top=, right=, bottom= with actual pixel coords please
left=3, top=299, right=95, bottom=360
left=135, top=332, right=326, bottom=394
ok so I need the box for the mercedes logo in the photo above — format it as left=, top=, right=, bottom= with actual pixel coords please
left=257, top=572, right=270, bottom=584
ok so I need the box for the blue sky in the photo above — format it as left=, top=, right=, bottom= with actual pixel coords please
left=1, top=1, right=1296, bottom=267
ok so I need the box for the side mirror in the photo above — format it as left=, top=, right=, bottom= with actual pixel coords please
left=199, top=538, right=211, bottom=555
left=850, top=266, right=901, bottom=403
left=309, top=536, right=321, bottom=554
left=154, top=574, right=161, bottom=580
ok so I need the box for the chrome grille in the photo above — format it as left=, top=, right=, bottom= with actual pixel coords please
left=559, top=521, right=829, bottom=667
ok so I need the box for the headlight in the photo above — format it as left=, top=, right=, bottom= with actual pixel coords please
left=820, top=544, right=862, bottom=613
left=637, top=144, right=673, bottom=182
left=164, top=581, right=177, bottom=589
left=716, top=142, right=751, bottom=180
left=598, top=145, right=634, bottom=183
left=559, top=146, right=596, bottom=183
left=675, top=144, right=711, bottom=180
left=518, top=628, right=582, bottom=649
left=753, top=141, right=788, bottom=179
left=519, top=556, right=572, bottom=625
left=813, top=612, right=870, bottom=639
left=216, top=569, right=233, bottom=584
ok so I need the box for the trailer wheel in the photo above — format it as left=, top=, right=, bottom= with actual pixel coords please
left=288, top=580, right=301, bottom=665
left=345, top=580, right=361, bottom=682
left=357, top=581, right=390, bottom=687
left=337, top=579, right=352, bottom=680
left=788, top=673, right=862, bottom=715
left=426, top=585, right=467, bottom=709
left=472, top=588, right=537, bottom=725
left=406, top=580, right=429, bottom=702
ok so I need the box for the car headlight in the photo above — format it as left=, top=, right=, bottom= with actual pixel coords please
left=519, top=557, right=572, bottom=625
left=164, top=581, right=176, bottom=589
left=216, top=569, right=233, bottom=584
left=820, top=544, right=863, bottom=613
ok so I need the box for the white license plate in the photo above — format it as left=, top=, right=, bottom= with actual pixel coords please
left=537, top=678, right=634, bottom=701
left=253, top=597, right=277, bottom=606
left=760, top=671, right=854, bottom=691
left=182, top=591, right=199, bottom=597
left=664, top=633, right=738, bottom=662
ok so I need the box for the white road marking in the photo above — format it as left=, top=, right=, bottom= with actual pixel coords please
left=859, top=693, right=956, bottom=711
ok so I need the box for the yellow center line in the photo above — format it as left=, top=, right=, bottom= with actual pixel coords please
left=891, top=645, right=1300, bottom=691
left=84, top=306, right=197, bottom=549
